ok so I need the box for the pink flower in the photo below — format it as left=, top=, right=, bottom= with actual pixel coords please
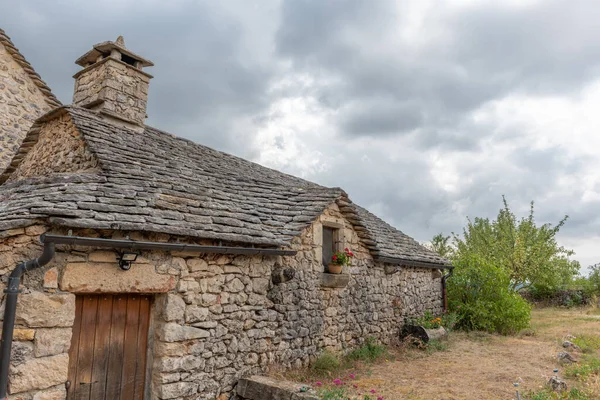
left=378, top=397, right=384, bottom=400
left=352, top=384, right=358, bottom=389
left=370, top=389, right=377, bottom=394
left=348, top=373, right=356, bottom=379
left=315, top=382, right=322, bottom=387
left=333, top=379, right=342, bottom=385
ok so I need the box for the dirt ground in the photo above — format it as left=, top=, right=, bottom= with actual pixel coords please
left=350, top=308, right=600, bottom=399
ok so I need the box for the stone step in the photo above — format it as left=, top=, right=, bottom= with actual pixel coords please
left=236, top=375, right=318, bottom=400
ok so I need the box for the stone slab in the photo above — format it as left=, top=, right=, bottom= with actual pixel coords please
left=320, top=273, right=350, bottom=288
left=236, top=375, right=318, bottom=400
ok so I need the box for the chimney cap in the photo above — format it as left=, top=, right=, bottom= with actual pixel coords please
left=75, top=36, right=154, bottom=68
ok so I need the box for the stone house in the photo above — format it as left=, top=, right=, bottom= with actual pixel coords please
left=0, top=34, right=450, bottom=400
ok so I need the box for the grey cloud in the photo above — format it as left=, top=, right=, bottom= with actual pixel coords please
left=339, top=99, right=424, bottom=136
left=1, top=0, right=598, bottom=267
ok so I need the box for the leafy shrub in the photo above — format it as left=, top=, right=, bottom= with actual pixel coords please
left=448, top=254, right=531, bottom=335
left=312, top=351, right=341, bottom=374
left=346, top=337, right=386, bottom=363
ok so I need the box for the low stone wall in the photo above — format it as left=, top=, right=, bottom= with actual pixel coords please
left=0, top=203, right=443, bottom=399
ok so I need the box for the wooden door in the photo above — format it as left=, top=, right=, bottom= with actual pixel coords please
left=67, top=294, right=152, bottom=400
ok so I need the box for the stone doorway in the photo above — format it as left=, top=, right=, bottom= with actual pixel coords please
left=66, top=294, right=152, bottom=400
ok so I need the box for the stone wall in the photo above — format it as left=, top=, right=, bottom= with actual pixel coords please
left=8, top=113, right=99, bottom=182
left=73, top=57, right=150, bottom=127
left=0, top=204, right=442, bottom=400
left=0, top=42, right=53, bottom=173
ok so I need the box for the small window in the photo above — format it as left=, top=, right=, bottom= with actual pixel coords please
left=322, top=226, right=338, bottom=268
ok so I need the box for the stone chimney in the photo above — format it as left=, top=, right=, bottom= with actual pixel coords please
left=73, top=36, right=153, bottom=131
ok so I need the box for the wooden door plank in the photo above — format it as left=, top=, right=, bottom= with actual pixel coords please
left=90, top=295, right=113, bottom=400
left=133, top=296, right=151, bottom=400
left=67, top=296, right=84, bottom=400
left=75, top=296, right=99, bottom=400
left=105, top=294, right=128, bottom=400
left=120, top=295, right=141, bottom=400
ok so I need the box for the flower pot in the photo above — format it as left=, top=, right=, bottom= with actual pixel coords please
left=327, top=263, right=343, bottom=274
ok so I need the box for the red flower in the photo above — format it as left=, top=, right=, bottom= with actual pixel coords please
left=332, top=255, right=338, bottom=261
left=349, top=252, right=354, bottom=257
left=344, top=247, right=349, bottom=252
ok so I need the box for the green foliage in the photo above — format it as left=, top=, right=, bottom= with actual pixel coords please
left=312, top=338, right=388, bottom=378
left=331, top=248, right=354, bottom=266
left=571, top=335, right=600, bottom=354
left=448, top=254, right=532, bottom=334
left=526, top=387, right=592, bottom=400
left=318, top=386, right=347, bottom=400
left=346, top=337, right=387, bottom=363
left=565, top=355, right=600, bottom=380
left=408, top=311, right=443, bottom=329
left=425, top=339, right=448, bottom=353
left=426, top=233, right=454, bottom=258
left=452, top=197, right=579, bottom=294
left=312, top=351, right=341, bottom=374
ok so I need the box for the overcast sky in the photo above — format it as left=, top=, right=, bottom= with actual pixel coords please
left=2, top=0, right=599, bottom=272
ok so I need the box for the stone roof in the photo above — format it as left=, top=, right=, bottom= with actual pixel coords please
left=0, top=29, right=61, bottom=109
left=0, top=106, right=449, bottom=266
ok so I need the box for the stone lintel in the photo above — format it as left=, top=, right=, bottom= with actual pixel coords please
left=320, top=273, right=349, bottom=288
left=61, top=262, right=176, bottom=293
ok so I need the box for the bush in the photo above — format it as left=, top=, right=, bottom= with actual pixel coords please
left=448, top=254, right=531, bottom=335
left=312, top=351, right=341, bottom=374
left=345, top=337, right=386, bottom=363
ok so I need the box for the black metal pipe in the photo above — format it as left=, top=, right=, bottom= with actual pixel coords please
left=441, top=267, right=454, bottom=312
left=0, top=241, right=55, bottom=400
left=40, top=234, right=297, bottom=256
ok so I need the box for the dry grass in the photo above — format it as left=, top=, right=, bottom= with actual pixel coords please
left=282, top=307, right=600, bottom=399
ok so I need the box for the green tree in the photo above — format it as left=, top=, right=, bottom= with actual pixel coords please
left=426, top=233, right=453, bottom=258
left=453, top=197, right=579, bottom=293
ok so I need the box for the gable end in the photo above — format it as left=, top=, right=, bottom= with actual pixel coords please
left=5, top=111, right=99, bottom=183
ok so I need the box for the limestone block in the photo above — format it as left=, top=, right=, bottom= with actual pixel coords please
left=252, top=278, right=270, bottom=295
left=163, top=294, right=185, bottom=322
left=43, top=268, right=58, bottom=289
left=185, top=306, right=209, bottom=323
left=158, top=381, right=198, bottom=399
left=32, top=387, right=66, bottom=400
left=187, top=259, right=209, bottom=272
left=159, top=323, right=210, bottom=342
left=61, top=262, right=176, bottom=293
left=13, top=329, right=35, bottom=341
left=34, top=328, right=72, bottom=357
left=88, top=251, right=118, bottom=263
left=8, top=354, right=69, bottom=394
left=15, top=292, right=75, bottom=328
left=11, top=342, right=33, bottom=366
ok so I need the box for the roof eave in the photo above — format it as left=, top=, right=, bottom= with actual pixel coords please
left=375, top=256, right=453, bottom=269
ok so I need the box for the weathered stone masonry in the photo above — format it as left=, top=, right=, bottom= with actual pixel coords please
left=0, top=35, right=59, bottom=173
left=0, top=202, right=441, bottom=400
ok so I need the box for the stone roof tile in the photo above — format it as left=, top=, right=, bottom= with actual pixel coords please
left=0, top=106, right=449, bottom=266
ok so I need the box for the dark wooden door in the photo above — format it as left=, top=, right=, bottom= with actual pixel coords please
left=67, top=294, right=152, bottom=400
